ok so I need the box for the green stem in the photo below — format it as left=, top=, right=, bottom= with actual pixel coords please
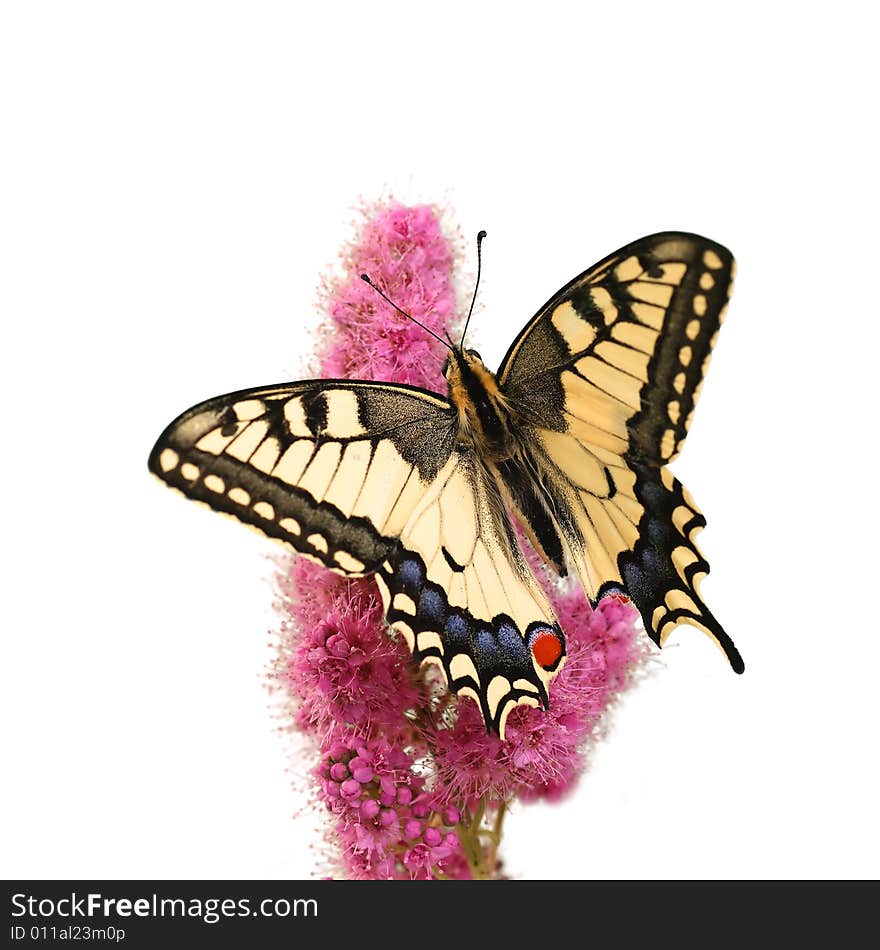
left=470, top=797, right=487, bottom=835
left=456, top=796, right=509, bottom=880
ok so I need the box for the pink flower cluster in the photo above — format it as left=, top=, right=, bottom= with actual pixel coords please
left=318, top=202, right=457, bottom=389
left=271, top=201, right=646, bottom=879
left=316, top=736, right=469, bottom=879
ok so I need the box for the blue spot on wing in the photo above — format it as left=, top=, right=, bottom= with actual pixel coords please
left=497, top=622, right=529, bottom=666
left=646, top=519, right=667, bottom=546
left=473, top=629, right=497, bottom=671
left=444, top=613, right=470, bottom=652
left=397, top=557, right=423, bottom=593
left=419, top=588, right=446, bottom=625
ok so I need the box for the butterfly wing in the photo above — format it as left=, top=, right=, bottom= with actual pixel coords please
left=497, top=232, right=742, bottom=671
left=150, top=378, right=564, bottom=734
left=149, top=380, right=457, bottom=574
left=375, top=451, right=564, bottom=736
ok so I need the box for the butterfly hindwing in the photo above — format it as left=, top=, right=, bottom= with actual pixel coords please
left=149, top=380, right=457, bottom=575
left=374, top=452, right=565, bottom=735
left=619, top=462, right=741, bottom=670
left=497, top=233, right=741, bottom=671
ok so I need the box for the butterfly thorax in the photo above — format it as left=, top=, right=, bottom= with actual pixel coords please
left=445, top=349, right=516, bottom=459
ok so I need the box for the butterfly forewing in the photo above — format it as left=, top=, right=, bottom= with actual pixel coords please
left=149, top=380, right=457, bottom=575
left=499, top=232, right=733, bottom=466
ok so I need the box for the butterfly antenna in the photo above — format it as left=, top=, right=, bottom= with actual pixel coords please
left=360, top=275, right=453, bottom=352
left=459, top=229, right=487, bottom=348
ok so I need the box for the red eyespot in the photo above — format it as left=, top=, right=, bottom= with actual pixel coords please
left=531, top=629, right=563, bottom=669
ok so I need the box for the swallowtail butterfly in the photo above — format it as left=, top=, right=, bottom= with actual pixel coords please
left=149, top=232, right=741, bottom=736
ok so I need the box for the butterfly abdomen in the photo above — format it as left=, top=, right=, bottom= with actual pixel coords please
left=495, top=454, right=569, bottom=577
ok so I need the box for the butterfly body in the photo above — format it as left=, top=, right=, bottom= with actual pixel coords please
left=150, top=232, right=743, bottom=736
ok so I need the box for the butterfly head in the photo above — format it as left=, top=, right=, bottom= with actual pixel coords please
left=442, top=346, right=483, bottom=382
left=443, top=346, right=496, bottom=400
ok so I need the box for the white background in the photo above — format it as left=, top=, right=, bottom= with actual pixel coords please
left=3, top=2, right=878, bottom=880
